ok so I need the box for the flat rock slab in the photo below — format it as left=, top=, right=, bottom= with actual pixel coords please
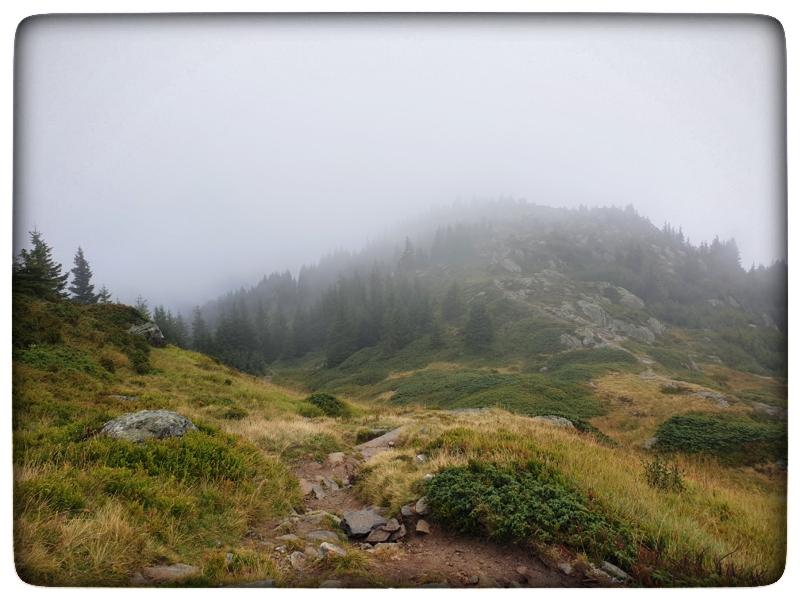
left=137, top=563, right=199, bottom=584
left=341, top=508, right=387, bottom=537
left=305, top=530, right=340, bottom=543
left=101, top=410, right=196, bottom=442
left=354, top=427, right=404, bottom=460
left=365, top=528, right=392, bottom=543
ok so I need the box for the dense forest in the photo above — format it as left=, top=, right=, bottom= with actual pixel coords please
left=171, top=202, right=786, bottom=376
left=13, top=201, right=787, bottom=377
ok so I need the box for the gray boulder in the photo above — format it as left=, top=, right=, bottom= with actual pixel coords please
left=128, top=321, right=166, bottom=347
left=101, top=410, right=197, bottom=442
left=616, top=287, right=645, bottom=310
left=340, top=508, right=387, bottom=537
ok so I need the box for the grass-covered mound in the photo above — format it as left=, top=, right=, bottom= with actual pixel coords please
left=12, top=296, right=301, bottom=585
left=654, top=413, right=786, bottom=465
left=426, top=461, right=636, bottom=568
left=374, top=369, right=602, bottom=420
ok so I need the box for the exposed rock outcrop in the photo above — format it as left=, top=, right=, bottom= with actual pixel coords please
left=101, top=410, right=196, bottom=442
left=128, top=321, right=166, bottom=347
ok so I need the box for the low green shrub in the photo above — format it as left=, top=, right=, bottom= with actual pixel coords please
left=16, top=345, right=102, bottom=376
left=305, top=392, right=350, bottom=417
left=426, top=461, right=636, bottom=567
left=221, top=406, right=248, bottom=420
left=61, top=430, right=263, bottom=483
left=16, top=476, right=86, bottom=514
left=654, top=413, right=786, bottom=465
left=546, top=347, right=637, bottom=370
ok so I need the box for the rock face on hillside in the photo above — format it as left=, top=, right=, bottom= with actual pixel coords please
left=101, top=410, right=196, bottom=442
left=128, top=321, right=167, bottom=347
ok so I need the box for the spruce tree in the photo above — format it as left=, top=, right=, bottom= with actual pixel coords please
left=191, top=307, right=213, bottom=354
left=441, top=281, right=464, bottom=321
left=97, top=285, right=112, bottom=304
left=68, top=247, right=97, bottom=303
left=463, top=302, right=494, bottom=352
left=134, top=295, right=151, bottom=320
left=13, top=230, right=69, bottom=300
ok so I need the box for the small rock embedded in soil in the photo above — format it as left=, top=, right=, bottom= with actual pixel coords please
left=389, top=524, right=407, bottom=541
left=305, top=530, right=339, bottom=543
left=319, top=542, right=347, bottom=558
left=558, top=562, right=574, bottom=575
left=415, top=519, right=431, bottom=534
left=415, top=497, right=430, bottom=516
left=601, top=561, right=629, bottom=580
left=289, top=551, right=306, bottom=569
left=327, top=452, right=346, bottom=466
left=400, top=504, right=416, bottom=518
left=298, top=478, right=315, bottom=496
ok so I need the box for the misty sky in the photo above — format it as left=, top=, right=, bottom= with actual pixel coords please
left=14, top=15, right=786, bottom=310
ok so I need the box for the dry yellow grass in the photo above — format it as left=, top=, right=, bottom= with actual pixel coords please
left=590, top=372, right=752, bottom=447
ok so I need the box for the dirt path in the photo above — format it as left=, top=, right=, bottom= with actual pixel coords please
left=251, top=427, right=587, bottom=588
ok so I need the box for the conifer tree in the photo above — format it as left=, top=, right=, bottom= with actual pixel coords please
left=463, top=302, right=494, bottom=352
left=97, top=285, right=112, bottom=304
left=398, top=237, right=415, bottom=271
left=191, top=307, right=213, bottom=354
left=441, top=281, right=464, bottom=322
left=13, top=230, right=69, bottom=300
left=134, top=295, right=151, bottom=320
left=69, top=247, right=97, bottom=304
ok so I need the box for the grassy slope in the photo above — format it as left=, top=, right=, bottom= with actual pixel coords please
left=13, top=297, right=787, bottom=586
left=13, top=299, right=309, bottom=585
left=271, top=306, right=787, bottom=584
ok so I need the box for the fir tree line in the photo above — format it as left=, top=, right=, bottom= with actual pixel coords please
left=13, top=231, right=113, bottom=306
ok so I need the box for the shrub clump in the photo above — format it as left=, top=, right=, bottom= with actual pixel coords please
left=425, top=461, right=636, bottom=567
left=304, top=392, right=350, bottom=417
left=643, top=455, right=685, bottom=492
left=653, top=413, right=786, bottom=465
